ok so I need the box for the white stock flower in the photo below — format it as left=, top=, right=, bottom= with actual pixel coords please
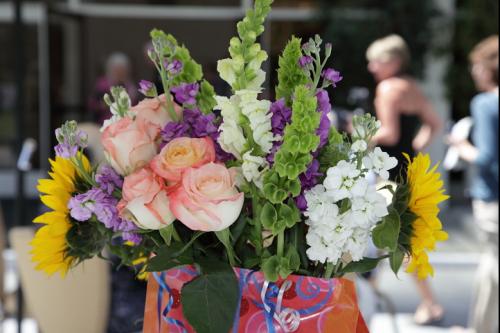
left=349, top=186, right=389, bottom=228
left=305, top=220, right=352, bottom=264
left=344, top=228, right=371, bottom=262
left=324, top=161, right=361, bottom=202
left=362, top=147, right=398, bottom=180
left=241, top=151, right=268, bottom=189
left=100, top=115, right=120, bottom=132
left=351, top=140, right=368, bottom=153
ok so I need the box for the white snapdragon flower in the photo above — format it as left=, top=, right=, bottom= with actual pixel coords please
left=218, top=120, right=247, bottom=159
left=241, top=151, right=268, bottom=189
left=362, top=147, right=398, bottom=180
left=237, top=90, right=276, bottom=154
left=324, top=161, right=361, bottom=202
left=217, top=58, right=243, bottom=87
left=351, top=140, right=368, bottom=153
left=215, top=95, right=240, bottom=123
left=215, top=95, right=247, bottom=158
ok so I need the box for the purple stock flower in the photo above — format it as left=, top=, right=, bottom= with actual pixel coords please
left=161, top=121, right=190, bottom=146
left=115, top=218, right=141, bottom=244
left=68, top=188, right=116, bottom=223
left=184, top=108, right=218, bottom=138
left=317, top=113, right=330, bottom=149
left=266, top=143, right=281, bottom=164
left=298, top=55, right=313, bottom=68
left=171, top=83, right=199, bottom=105
left=315, top=90, right=332, bottom=149
left=316, top=90, right=332, bottom=115
left=321, top=68, right=343, bottom=87
left=270, top=98, right=292, bottom=136
left=54, top=143, right=78, bottom=159
left=300, top=159, right=322, bottom=190
left=54, top=121, right=88, bottom=158
left=296, top=159, right=323, bottom=211
left=68, top=193, right=94, bottom=221
left=123, top=231, right=142, bottom=245
left=96, top=165, right=123, bottom=194
left=295, top=194, right=308, bottom=212
left=266, top=99, right=292, bottom=164
left=138, top=80, right=156, bottom=97
left=164, top=59, right=183, bottom=76
left=68, top=187, right=140, bottom=240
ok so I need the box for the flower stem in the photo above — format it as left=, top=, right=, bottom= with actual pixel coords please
left=324, top=262, right=334, bottom=279
left=277, top=231, right=285, bottom=258
left=251, top=188, right=263, bottom=256
left=215, top=229, right=237, bottom=267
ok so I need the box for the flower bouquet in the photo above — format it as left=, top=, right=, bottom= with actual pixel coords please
left=31, top=0, right=449, bottom=332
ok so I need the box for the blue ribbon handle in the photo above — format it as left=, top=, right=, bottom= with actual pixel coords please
left=153, top=272, right=188, bottom=333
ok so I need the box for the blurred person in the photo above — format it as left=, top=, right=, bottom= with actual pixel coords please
left=449, top=35, right=498, bottom=333
left=366, top=34, right=444, bottom=325
left=88, top=52, right=138, bottom=124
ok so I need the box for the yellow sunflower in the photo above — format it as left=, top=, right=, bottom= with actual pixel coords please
left=31, top=155, right=90, bottom=277
left=403, top=153, right=449, bottom=279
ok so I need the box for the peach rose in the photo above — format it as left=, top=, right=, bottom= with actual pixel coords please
left=150, top=137, right=216, bottom=183
left=130, top=94, right=181, bottom=131
left=101, top=117, right=158, bottom=176
left=119, top=167, right=175, bottom=230
left=170, top=163, right=244, bottom=232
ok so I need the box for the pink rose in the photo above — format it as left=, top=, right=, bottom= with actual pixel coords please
left=170, top=163, right=244, bottom=232
left=101, top=117, right=158, bottom=176
left=150, top=137, right=216, bottom=183
left=119, top=167, right=175, bottom=229
left=130, top=94, right=181, bottom=131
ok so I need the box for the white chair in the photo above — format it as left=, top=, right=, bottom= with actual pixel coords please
left=8, top=227, right=111, bottom=333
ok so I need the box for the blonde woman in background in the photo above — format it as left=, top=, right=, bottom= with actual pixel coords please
left=366, top=35, right=444, bottom=325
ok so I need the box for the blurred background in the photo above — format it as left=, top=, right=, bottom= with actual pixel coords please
left=0, top=0, right=498, bottom=332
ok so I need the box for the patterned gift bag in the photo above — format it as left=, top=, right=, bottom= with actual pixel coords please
left=143, top=266, right=369, bottom=333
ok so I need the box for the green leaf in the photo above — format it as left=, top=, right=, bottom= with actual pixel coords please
left=341, top=257, right=385, bottom=274
left=215, top=229, right=238, bottom=266
left=159, top=224, right=175, bottom=246
left=230, top=215, right=248, bottom=245
left=372, top=208, right=401, bottom=252
left=262, top=255, right=280, bottom=282
left=181, top=260, right=239, bottom=333
left=390, top=247, right=405, bottom=276
left=146, top=242, right=193, bottom=272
